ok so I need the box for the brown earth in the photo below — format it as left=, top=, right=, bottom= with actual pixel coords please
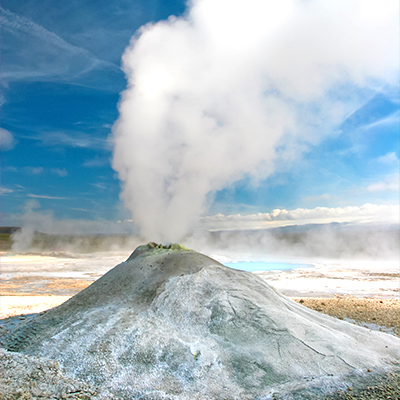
left=288, top=296, right=400, bottom=399
left=0, top=276, right=93, bottom=296
left=292, top=296, right=400, bottom=338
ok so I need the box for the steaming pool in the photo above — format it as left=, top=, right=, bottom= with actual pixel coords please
left=224, top=261, right=312, bottom=272
left=1, top=253, right=399, bottom=303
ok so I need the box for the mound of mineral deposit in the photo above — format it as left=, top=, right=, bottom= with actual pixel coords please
left=1, top=243, right=399, bottom=399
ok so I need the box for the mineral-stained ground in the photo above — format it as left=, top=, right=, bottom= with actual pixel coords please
left=1, top=243, right=399, bottom=399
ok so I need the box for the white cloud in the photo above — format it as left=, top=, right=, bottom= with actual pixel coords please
left=0, top=6, right=120, bottom=84
left=28, top=194, right=68, bottom=200
left=0, top=187, right=13, bottom=194
left=356, top=110, right=399, bottom=133
left=0, top=128, right=16, bottom=150
left=2, top=166, right=17, bottom=172
left=26, top=167, right=44, bottom=175
left=51, top=168, right=68, bottom=177
left=201, top=204, right=400, bottom=230
left=112, top=0, right=399, bottom=242
left=367, top=175, right=400, bottom=192
left=32, top=131, right=107, bottom=149
left=91, top=183, right=108, bottom=190
left=83, top=156, right=109, bottom=167
left=376, top=152, right=399, bottom=165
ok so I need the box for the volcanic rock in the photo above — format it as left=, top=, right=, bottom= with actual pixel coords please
left=1, top=243, right=399, bottom=399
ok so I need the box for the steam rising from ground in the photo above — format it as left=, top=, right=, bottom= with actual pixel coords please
left=8, top=200, right=399, bottom=259
left=111, top=1, right=395, bottom=241
left=9, top=200, right=140, bottom=253
left=188, top=226, right=400, bottom=261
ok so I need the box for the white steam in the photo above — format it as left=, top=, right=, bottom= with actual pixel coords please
left=10, top=200, right=139, bottom=252
left=112, top=0, right=398, bottom=242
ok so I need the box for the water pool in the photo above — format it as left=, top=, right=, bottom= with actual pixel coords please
left=224, top=261, right=312, bottom=272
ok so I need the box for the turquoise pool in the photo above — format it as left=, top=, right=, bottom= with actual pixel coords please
left=224, top=261, right=312, bottom=272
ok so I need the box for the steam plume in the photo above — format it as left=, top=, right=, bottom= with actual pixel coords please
left=112, top=0, right=398, bottom=242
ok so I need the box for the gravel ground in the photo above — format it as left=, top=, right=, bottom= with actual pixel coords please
left=292, top=296, right=400, bottom=400
left=292, top=296, right=400, bottom=338
left=0, top=348, right=100, bottom=400
left=324, top=371, right=400, bottom=400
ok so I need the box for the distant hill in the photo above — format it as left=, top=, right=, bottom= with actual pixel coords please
left=0, top=227, right=20, bottom=235
left=0, top=227, right=20, bottom=251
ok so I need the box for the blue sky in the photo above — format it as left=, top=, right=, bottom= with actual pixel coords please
left=0, top=0, right=399, bottom=236
left=212, top=91, right=399, bottom=211
left=1, top=0, right=185, bottom=225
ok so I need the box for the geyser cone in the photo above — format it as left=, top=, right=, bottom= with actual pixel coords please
left=1, top=244, right=400, bottom=399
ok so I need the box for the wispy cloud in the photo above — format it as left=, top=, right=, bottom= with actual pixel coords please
left=68, top=207, right=103, bottom=215
left=0, top=127, right=16, bottom=150
left=2, top=166, right=17, bottom=172
left=28, top=194, right=68, bottom=200
left=51, top=168, right=68, bottom=177
left=0, top=187, right=13, bottom=195
left=0, top=6, right=124, bottom=95
left=317, top=168, right=352, bottom=184
left=356, top=110, right=399, bottom=133
left=83, top=156, right=110, bottom=168
left=0, top=6, right=120, bottom=84
left=367, top=175, right=400, bottom=192
left=1, top=7, right=88, bottom=57
left=12, top=166, right=68, bottom=176
left=91, top=183, right=108, bottom=190
left=30, top=131, right=108, bottom=150
left=376, top=152, right=399, bottom=165
left=25, top=167, right=44, bottom=175
left=70, top=207, right=94, bottom=212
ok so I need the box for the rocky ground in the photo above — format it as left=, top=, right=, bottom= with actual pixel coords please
left=294, top=297, right=400, bottom=400
left=1, top=297, right=399, bottom=399
left=325, top=371, right=400, bottom=400
left=1, top=348, right=398, bottom=400
left=0, top=348, right=100, bottom=400
left=1, top=245, right=399, bottom=399
left=293, top=297, right=400, bottom=338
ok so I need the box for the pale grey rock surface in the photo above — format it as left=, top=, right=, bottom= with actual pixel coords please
left=0, top=348, right=103, bottom=400
left=1, top=243, right=400, bottom=399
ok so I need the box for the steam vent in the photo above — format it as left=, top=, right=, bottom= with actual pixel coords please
left=1, top=243, right=400, bottom=399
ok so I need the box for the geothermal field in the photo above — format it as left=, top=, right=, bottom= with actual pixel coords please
left=1, top=235, right=399, bottom=399
left=2, top=0, right=399, bottom=398
left=1, top=247, right=399, bottom=318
